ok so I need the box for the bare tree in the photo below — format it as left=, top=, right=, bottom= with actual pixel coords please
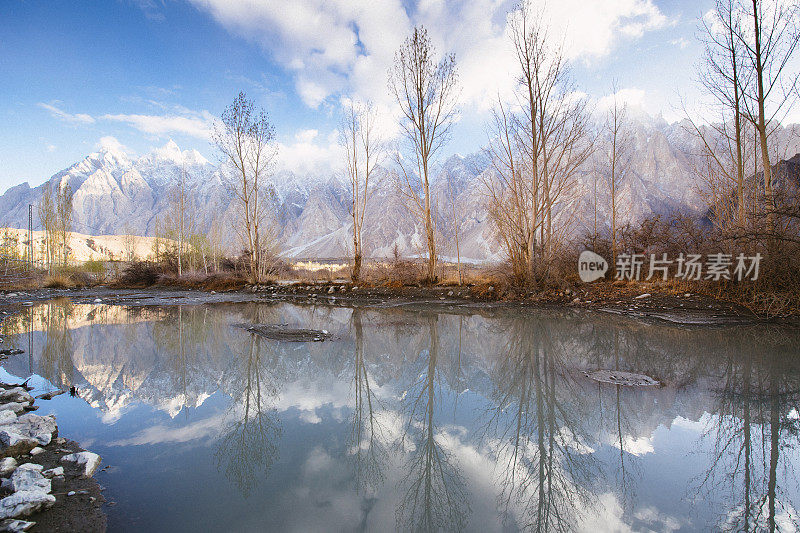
left=37, top=182, right=56, bottom=271
left=164, top=165, right=194, bottom=277
left=340, top=99, right=384, bottom=282
left=688, top=0, right=751, bottom=234
left=389, top=26, right=459, bottom=282
left=151, top=217, right=164, bottom=263
left=122, top=225, right=136, bottom=263
left=485, top=2, right=592, bottom=282
left=213, top=92, right=279, bottom=283
left=485, top=100, right=531, bottom=282
left=442, top=174, right=463, bottom=285
left=604, top=89, right=632, bottom=272
left=55, top=182, right=73, bottom=266
left=736, top=0, right=799, bottom=244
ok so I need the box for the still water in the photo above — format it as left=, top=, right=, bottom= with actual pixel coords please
left=1, top=299, right=799, bottom=532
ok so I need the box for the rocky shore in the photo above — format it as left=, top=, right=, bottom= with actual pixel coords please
left=0, top=379, right=105, bottom=532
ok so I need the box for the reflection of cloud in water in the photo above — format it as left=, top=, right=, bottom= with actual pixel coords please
left=611, top=435, right=654, bottom=457
left=5, top=301, right=800, bottom=530
left=108, top=413, right=227, bottom=446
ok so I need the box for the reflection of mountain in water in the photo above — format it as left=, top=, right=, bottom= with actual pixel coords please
left=4, top=301, right=800, bottom=531
left=1, top=303, right=788, bottom=443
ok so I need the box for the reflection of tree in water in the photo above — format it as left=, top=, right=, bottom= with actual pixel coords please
left=594, top=329, right=642, bottom=513
left=696, top=327, right=800, bottom=532
left=215, top=332, right=281, bottom=498
left=39, top=300, right=74, bottom=388
left=485, top=317, right=599, bottom=532
left=151, top=305, right=235, bottom=409
left=396, top=314, right=471, bottom=532
left=348, top=309, right=388, bottom=495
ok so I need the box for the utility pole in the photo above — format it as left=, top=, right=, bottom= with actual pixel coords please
left=28, top=204, right=33, bottom=270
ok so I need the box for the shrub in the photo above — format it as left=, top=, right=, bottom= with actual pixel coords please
left=83, top=259, right=105, bottom=274
left=116, top=261, right=161, bottom=287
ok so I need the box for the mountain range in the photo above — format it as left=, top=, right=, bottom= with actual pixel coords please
left=2, top=114, right=799, bottom=262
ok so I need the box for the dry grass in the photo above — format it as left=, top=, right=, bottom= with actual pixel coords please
left=43, top=273, right=77, bottom=289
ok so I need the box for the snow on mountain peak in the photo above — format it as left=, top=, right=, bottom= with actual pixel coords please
left=149, top=140, right=210, bottom=167
left=153, top=139, right=184, bottom=164
left=91, top=143, right=131, bottom=167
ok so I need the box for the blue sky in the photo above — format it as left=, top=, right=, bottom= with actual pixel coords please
left=0, top=0, right=720, bottom=193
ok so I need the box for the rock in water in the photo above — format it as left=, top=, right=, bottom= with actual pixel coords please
left=584, top=369, right=660, bottom=387
left=0, top=390, right=33, bottom=405
left=0, top=458, right=17, bottom=477
left=0, top=519, right=36, bottom=532
left=41, top=467, right=63, bottom=479
left=34, top=390, right=65, bottom=401
left=0, top=404, right=27, bottom=416
left=0, top=491, right=55, bottom=520
left=9, top=464, right=49, bottom=494
left=0, top=432, right=37, bottom=458
left=0, top=414, right=58, bottom=457
left=236, top=324, right=332, bottom=342
left=61, top=452, right=101, bottom=477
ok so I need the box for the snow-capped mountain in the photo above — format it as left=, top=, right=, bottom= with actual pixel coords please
left=2, top=117, right=799, bottom=261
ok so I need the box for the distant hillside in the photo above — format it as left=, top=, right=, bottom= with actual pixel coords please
left=2, top=117, right=799, bottom=261
left=0, top=227, right=165, bottom=263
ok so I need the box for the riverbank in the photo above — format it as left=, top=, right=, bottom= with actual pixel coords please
left=0, top=281, right=791, bottom=327
left=0, top=377, right=104, bottom=532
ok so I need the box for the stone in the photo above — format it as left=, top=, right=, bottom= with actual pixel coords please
left=6, top=415, right=56, bottom=446
left=327, top=286, right=335, bottom=294
left=0, top=412, right=17, bottom=426
left=93, top=299, right=102, bottom=303
left=0, top=491, right=55, bottom=519
left=635, top=293, right=652, bottom=299
left=61, top=452, right=101, bottom=477
left=66, top=491, right=75, bottom=497
left=42, top=467, right=63, bottom=479
left=584, top=369, right=660, bottom=387
left=0, top=414, right=57, bottom=457
left=0, top=431, right=37, bottom=458
left=27, top=448, right=43, bottom=457
left=9, top=464, right=49, bottom=494
left=0, top=458, right=17, bottom=477
left=34, top=390, right=65, bottom=401
left=0, top=519, right=36, bottom=532
left=0, top=404, right=27, bottom=417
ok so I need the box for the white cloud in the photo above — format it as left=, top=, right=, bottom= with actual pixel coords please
left=597, top=87, right=647, bottom=112
left=46, top=144, right=57, bottom=153
left=94, top=135, right=131, bottom=154
left=277, top=132, right=344, bottom=175
left=294, top=129, right=319, bottom=143
left=37, top=102, right=95, bottom=124
left=671, top=37, right=690, bottom=49
left=189, top=0, right=673, bottom=123
left=100, top=110, right=216, bottom=140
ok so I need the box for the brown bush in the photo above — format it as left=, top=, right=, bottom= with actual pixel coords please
left=115, top=262, right=162, bottom=287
